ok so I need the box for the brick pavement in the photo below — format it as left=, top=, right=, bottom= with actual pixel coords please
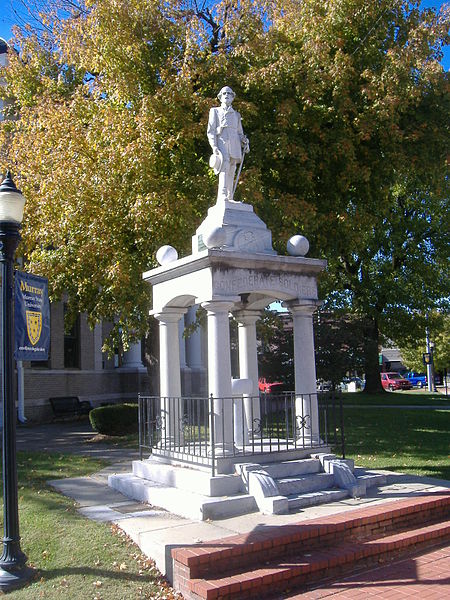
left=287, top=545, right=450, bottom=599
left=172, top=494, right=450, bottom=599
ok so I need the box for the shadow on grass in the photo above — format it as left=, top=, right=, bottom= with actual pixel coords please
left=376, top=465, right=450, bottom=481
left=35, top=565, right=156, bottom=584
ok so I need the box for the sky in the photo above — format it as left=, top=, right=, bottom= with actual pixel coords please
left=0, top=0, right=448, bottom=69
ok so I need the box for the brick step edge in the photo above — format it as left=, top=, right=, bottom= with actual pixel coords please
left=172, top=492, right=449, bottom=579
left=186, top=519, right=450, bottom=600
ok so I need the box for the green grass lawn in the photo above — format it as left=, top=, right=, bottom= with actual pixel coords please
left=1, top=452, right=181, bottom=599
left=339, top=389, right=450, bottom=407
left=342, top=407, right=450, bottom=481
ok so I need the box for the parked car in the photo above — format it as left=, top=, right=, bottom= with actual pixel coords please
left=258, top=377, right=284, bottom=394
left=381, top=372, right=413, bottom=391
left=339, top=377, right=365, bottom=391
left=404, top=372, right=427, bottom=388
left=316, top=379, right=332, bottom=392
left=348, top=377, right=365, bottom=391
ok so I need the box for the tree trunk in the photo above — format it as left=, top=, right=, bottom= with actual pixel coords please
left=362, top=316, right=385, bottom=393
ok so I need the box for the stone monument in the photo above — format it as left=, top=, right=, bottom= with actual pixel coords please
left=109, top=86, right=378, bottom=525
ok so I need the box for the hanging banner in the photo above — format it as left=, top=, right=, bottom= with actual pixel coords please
left=423, top=352, right=433, bottom=365
left=14, top=271, right=50, bottom=361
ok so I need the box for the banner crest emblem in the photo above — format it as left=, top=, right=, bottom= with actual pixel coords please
left=26, top=311, right=42, bottom=346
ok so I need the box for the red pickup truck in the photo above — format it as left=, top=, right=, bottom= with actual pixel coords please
left=258, top=377, right=284, bottom=394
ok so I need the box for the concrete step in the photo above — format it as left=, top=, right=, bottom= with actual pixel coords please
left=171, top=492, right=450, bottom=599
left=132, top=458, right=243, bottom=497
left=354, top=468, right=387, bottom=488
left=109, top=473, right=257, bottom=521
left=287, top=488, right=349, bottom=510
left=260, top=458, right=322, bottom=479
left=187, top=519, right=450, bottom=599
left=276, top=472, right=335, bottom=496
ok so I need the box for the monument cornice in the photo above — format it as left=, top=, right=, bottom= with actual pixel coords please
left=143, top=249, right=327, bottom=286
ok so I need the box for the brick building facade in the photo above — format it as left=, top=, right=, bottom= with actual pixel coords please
left=16, top=301, right=150, bottom=422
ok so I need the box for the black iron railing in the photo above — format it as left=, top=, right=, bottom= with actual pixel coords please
left=138, top=392, right=345, bottom=474
left=317, top=391, right=346, bottom=459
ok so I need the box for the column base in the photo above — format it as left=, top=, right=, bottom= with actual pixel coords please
left=155, top=435, right=185, bottom=449
left=208, top=443, right=239, bottom=458
left=117, top=364, right=147, bottom=372
left=296, top=434, right=323, bottom=446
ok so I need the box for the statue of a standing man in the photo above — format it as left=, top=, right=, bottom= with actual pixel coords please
left=207, top=86, right=249, bottom=203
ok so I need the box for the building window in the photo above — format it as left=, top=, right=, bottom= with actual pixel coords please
left=64, top=306, right=80, bottom=368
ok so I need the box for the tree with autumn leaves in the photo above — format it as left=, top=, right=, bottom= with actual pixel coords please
left=1, top=0, right=448, bottom=390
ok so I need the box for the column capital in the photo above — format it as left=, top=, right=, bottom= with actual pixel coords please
left=284, top=299, right=322, bottom=317
left=152, top=307, right=188, bottom=323
left=201, top=298, right=238, bottom=314
left=233, top=309, right=261, bottom=326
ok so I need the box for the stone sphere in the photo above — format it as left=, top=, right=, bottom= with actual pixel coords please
left=156, top=245, right=178, bottom=266
left=287, top=235, right=309, bottom=256
left=203, top=226, right=227, bottom=249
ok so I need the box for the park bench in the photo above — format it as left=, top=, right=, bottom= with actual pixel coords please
left=49, top=396, right=92, bottom=420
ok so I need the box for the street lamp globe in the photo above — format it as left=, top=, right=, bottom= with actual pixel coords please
left=0, top=172, right=25, bottom=224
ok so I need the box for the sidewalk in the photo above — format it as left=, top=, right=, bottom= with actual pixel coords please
left=17, top=420, right=140, bottom=463
left=19, top=421, right=450, bottom=597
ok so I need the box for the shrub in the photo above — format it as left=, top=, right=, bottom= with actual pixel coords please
left=89, top=403, right=138, bottom=436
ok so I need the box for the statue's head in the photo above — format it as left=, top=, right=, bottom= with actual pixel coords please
left=217, top=86, right=235, bottom=102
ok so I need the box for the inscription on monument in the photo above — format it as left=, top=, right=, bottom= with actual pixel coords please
left=235, top=230, right=265, bottom=252
left=213, top=269, right=317, bottom=298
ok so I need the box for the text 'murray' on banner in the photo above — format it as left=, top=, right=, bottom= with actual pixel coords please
left=14, top=271, right=50, bottom=361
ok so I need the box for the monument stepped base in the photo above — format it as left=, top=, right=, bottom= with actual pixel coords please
left=108, top=453, right=387, bottom=521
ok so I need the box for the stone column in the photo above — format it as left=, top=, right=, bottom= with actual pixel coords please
left=202, top=300, right=236, bottom=456
left=178, top=317, right=187, bottom=370
left=234, top=310, right=261, bottom=439
left=185, top=305, right=206, bottom=396
left=178, top=315, right=192, bottom=396
left=93, top=322, right=103, bottom=371
left=153, top=308, right=187, bottom=446
left=287, top=300, right=322, bottom=444
left=120, top=340, right=146, bottom=370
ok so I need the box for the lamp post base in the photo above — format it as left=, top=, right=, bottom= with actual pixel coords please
left=0, top=564, right=34, bottom=592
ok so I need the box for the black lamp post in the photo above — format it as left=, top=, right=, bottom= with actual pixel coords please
left=0, top=172, right=33, bottom=591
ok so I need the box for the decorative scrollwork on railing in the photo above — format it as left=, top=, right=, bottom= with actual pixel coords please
left=295, top=414, right=311, bottom=434
left=152, top=415, right=165, bottom=431
left=251, top=418, right=262, bottom=436
left=180, top=414, right=194, bottom=439
left=147, top=414, right=165, bottom=447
